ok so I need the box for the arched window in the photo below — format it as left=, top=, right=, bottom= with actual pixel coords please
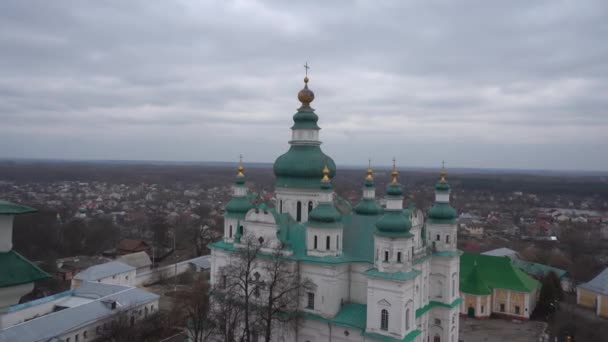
left=314, top=235, right=318, bottom=249
left=297, top=201, right=302, bottom=222
left=452, top=277, right=456, bottom=297
left=308, top=201, right=313, bottom=213
left=446, top=235, right=450, bottom=244
left=380, top=309, right=388, bottom=331
left=436, top=234, right=440, bottom=241
left=336, top=235, right=339, bottom=249
left=239, top=225, right=243, bottom=235
left=384, top=251, right=389, bottom=262
left=405, top=308, right=410, bottom=330
left=229, top=225, right=232, bottom=238
left=279, top=200, right=283, bottom=213
left=326, top=236, right=330, bottom=250
left=397, top=252, right=402, bottom=263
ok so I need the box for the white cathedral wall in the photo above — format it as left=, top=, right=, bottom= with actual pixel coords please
left=275, top=188, right=321, bottom=223
left=430, top=256, right=460, bottom=304
left=300, top=262, right=349, bottom=317
left=428, top=306, right=459, bottom=342
left=0, top=215, right=14, bottom=252
left=306, top=226, right=342, bottom=257
left=349, top=262, right=372, bottom=304
left=366, top=277, right=416, bottom=338
left=426, top=223, right=457, bottom=252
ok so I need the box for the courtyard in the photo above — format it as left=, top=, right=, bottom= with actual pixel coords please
left=459, top=317, right=547, bottom=342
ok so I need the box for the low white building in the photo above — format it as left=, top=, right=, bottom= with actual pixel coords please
left=72, top=261, right=136, bottom=288
left=118, top=251, right=152, bottom=274
left=0, top=282, right=159, bottom=342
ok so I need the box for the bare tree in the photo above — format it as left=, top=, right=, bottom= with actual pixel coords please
left=215, top=234, right=312, bottom=342
left=172, top=279, right=215, bottom=342
left=258, top=249, right=313, bottom=342
left=220, top=234, right=265, bottom=342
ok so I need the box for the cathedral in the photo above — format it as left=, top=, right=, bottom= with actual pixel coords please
left=209, top=75, right=461, bottom=342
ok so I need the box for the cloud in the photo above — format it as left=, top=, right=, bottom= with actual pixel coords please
left=0, top=0, right=607, bottom=170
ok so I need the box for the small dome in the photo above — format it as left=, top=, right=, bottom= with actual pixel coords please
left=428, top=202, right=457, bottom=222
left=375, top=210, right=412, bottom=233
left=386, top=183, right=403, bottom=197
left=225, top=197, right=253, bottom=215
left=309, top=203, right=341, bottom=225
left=354, top=199, right=383, bottom=215
left=298, top=76, right=315, bottom=107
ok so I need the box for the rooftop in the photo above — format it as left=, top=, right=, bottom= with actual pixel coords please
left=0, top=282, right=159, bottom=342
left=578, top=267, right=608, bottom=296
left=74, top=261, right=135, bottom=281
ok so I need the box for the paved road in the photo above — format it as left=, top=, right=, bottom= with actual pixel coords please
left=460, top=317, right=547, bottom=342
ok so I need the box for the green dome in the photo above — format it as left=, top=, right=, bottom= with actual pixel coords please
left=386, top=182, right=403, bottom=197
left=235, top=174, right=246, bottom=185
left=292, top=109, right=320, bottom=130
left=273, top=145, right=336, bottom=189
left=354, top=199, right=383, bottom=216
left=375, top=210, right=411, bottom=234
left=428, top=202, right=457, bottom=222
left=435, top=181, right=450, bottom=192
left=225, top=196, right=253, bottom=217
left=308, top=203, right=341, bottom=227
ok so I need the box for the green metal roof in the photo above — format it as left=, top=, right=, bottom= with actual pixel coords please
left=460, top=264, right=491, bottom=295
left=0, top=250, right=50, bottom=288
left=386, top=183, right=403, bottom=197
left=0, top=200, right=37, bottom=216
left=362, top=329, right=421, bottom=342
left=273, top=145, right=336, bottom=189
left=460, top=253, right=540, bottom=293
left=291, top=109, right=320, bottom=130
left=512, top=259, right=568, bottom=279
left=375, top=210, right=412, bottom=235
left=225, top=196, right=253, bottom=216
left=435, top=181, right=450, bottom=192
left=364, top=268, right=421, bottom=281
left=308, top=203, right=342, bottom=227
left=427, top=202, right=457, bottom=222
left=353, top=199, right=383, bottom=216
left=415, top=298, right=463, bottom=317
left=332, top=303, right=367, bottom=330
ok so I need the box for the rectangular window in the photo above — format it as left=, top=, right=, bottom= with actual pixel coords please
left=500, top=303, right=505, bottom=312
left=397, top=252, right=402, bottom=263
left=384, top=251, right=389, bottom=262
left=515, top=306, right=520, bottom=314
left=307, top=292, right=315, bottom=309
left=446, top=235, right=450, bottom=244
left=481, top=305, right=484, bottom=313
left=434, top=318, right=441, bottom=325
left=436, top=234, right=440, bottom=241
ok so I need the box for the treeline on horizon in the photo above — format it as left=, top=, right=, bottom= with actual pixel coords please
left=0, top=161, right=607, bottom=199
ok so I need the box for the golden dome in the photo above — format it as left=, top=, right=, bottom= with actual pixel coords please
left=298, top=76, right=315, bottom=107
left=321, top=165, right=330, bottom=182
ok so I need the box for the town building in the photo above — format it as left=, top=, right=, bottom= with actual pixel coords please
left=71, top=261, right=136, bottom=288
left=0, top=200, right=50, bottom=312
left=0, top=281, right=159, bottom=342
left=577, top=267, right=608, bottom=318
left=118, top=251, right=153, bottom=274
left=209, top=76, right=462, bottom=342
left=459, top=253, right=540, bottom=320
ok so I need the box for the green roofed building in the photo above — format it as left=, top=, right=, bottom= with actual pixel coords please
left=459, top=253, right=540, bottom=320
left=0, top=200, right=50, bottom=312
left=209, top=74, right=462, bottom=342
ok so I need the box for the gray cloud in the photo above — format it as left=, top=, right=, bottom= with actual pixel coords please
left=0, top=0, right=607, bottom=171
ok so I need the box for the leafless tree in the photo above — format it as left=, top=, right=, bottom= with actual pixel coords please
left=215, top=234, right=312, bottom=342
left=171, top=279, right=215, bottom=342
left=258, top=248, right=314, bottom=342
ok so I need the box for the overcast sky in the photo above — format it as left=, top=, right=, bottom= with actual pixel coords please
left=1, top=1, right=607, bottom=171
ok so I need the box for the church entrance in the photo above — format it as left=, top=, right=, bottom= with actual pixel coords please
left=467, top=306, right=475, bottom=318
left=434, top=335, right=440, bottom=342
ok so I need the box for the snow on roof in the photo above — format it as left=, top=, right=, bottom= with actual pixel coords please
left=74, top=261, right=135, bottom=281
left=118, top=251, right=152, bottom=269
left=481, top=247, right=519, bottom=258
left=188, top=255, right=211, bottom=270
left=579, top=267, right=608, bottom=296
left=0, top=282, right=158, bottom=342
